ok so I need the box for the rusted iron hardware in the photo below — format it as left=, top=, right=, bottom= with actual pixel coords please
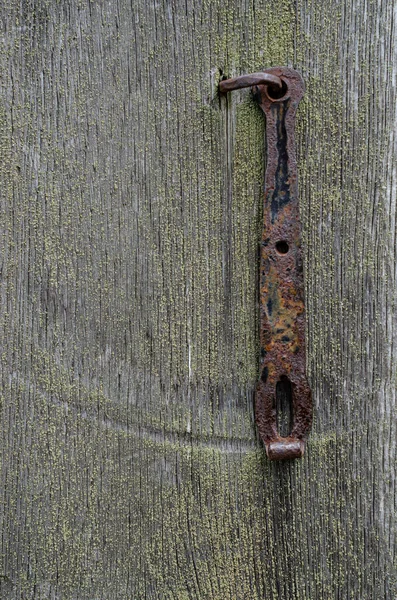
left=220, top=67, right=312, bottom=460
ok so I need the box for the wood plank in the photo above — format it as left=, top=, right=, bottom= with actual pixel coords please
left=0, top=0, right=395, bottom=597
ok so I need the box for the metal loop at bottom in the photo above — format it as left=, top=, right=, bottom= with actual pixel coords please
left=266, top=440, right=304, bottom=461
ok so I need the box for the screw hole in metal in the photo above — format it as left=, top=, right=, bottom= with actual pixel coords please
left=275, top=240, right=289, bottom=254
left=266, top=79, right=288, bottom=100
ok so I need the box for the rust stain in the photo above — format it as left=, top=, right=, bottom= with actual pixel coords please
left=220, top=67, right=312, bottom=460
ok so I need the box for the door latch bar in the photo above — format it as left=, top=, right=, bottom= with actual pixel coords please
left=220, top=67, right=312, bottom=460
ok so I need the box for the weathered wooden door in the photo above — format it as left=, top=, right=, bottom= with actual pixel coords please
left=1, top=0, right=396, bottom=598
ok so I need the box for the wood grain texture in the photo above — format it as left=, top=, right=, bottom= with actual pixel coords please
left=0, top=0, right=396, bottom=597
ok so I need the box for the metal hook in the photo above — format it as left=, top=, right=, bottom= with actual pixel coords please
left=219, top=67, right=312, bottom=460
left=219, top=72, right=282, bottom=94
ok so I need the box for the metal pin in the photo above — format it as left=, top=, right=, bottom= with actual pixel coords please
left=219, top=72, right=282, bottom=94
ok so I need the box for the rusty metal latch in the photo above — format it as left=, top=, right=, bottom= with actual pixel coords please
left=220, top=67, right=312, bottom=460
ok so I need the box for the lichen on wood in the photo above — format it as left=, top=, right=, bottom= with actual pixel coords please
left=0, top=0, right=396, bottom=598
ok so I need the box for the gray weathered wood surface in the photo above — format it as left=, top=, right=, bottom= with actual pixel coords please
left=0, top=0, right=396, bottom=597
